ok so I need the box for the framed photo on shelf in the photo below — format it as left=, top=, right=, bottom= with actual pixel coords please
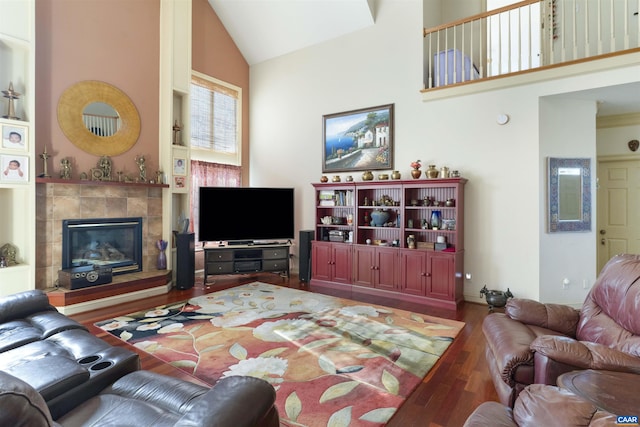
left=1, top=121, right=28, bottom=151
left=322, top=103, right=394, bottom=173
left=173, top=157, right=186, bottom=176
left=174, top=176, right=185, bottom=188
left=1, top=154, right=29, bottom=183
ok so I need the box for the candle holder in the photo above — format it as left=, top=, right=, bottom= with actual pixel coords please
left=2, top=82, right=21, bottom=120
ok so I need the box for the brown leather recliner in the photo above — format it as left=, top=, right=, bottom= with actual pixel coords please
left=463, top=384, right=618, bottom=427
left=482, top=253, right=640, bottom=407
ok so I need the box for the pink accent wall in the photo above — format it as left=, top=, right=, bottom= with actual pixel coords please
left=35, top=0, right=160, bottom=178
left=192, top=0, right=250, bottom=183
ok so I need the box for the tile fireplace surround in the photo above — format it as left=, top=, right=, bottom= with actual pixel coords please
left=36, top=180, right=169, bottom=312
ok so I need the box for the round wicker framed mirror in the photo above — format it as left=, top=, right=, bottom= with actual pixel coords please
left=57, top=81, right=141, bottom=156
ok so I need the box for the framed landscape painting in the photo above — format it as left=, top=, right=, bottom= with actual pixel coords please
left=322, top=104, right=394, bottom=173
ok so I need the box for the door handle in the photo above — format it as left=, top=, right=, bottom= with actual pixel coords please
left=600, top=229, right=606, bottom=235
left=601, top=238, right=606, bottom=245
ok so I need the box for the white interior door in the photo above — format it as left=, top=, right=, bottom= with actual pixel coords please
left=596, top=158, right=640, bottom=273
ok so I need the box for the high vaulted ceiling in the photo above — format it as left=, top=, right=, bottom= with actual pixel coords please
left=207, top=0, right=638, bottom=116
left=207, top=0, right=375, bottom=66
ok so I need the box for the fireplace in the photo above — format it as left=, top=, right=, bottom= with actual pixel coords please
left=62, top=217, right=143, bottom=275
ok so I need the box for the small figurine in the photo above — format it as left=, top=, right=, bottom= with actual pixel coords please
left=60, top=158, right=72, bottom=179
left=135, top=155, right=146, bottom=182
left=0, top=243, right=18, bottom=266
left=172, top=120, right=182, bottom=145
left=99, top=156, right=112, bottom=181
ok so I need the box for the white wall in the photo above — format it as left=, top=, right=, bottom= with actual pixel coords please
left=539, top=98, right=598, bottom=305
left=597, top=122, right=640, bottom=156
left=249, top=0, right=640, bottom=304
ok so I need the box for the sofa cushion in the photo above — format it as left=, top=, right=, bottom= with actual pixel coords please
left=513, top=384, right=614, bottom=427
left=505, top=299, right=579, bottom=337
left=4, top=355, right=89, bottom=401
left=0, top=290, right=56, bottom=323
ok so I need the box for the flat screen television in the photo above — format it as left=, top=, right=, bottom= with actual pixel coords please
left=198, top=187, right=295, bottom=245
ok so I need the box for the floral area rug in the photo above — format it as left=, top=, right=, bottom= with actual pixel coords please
left=95, top=282, right=464, bottom=427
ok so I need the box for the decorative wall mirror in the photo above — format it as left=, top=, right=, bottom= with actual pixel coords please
left=57, top=81, right=141, bottom=156
left=548, top=157, right=591, bottom=232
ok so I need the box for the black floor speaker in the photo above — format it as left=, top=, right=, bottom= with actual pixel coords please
left=175, top=233, right=195, bottom=290
left=299, top=230, right=314, bottom=282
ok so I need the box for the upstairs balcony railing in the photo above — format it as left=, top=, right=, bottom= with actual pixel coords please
left=423, top=0, right=640, bottom=90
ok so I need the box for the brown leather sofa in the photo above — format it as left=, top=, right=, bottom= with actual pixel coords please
left=463, top=384, right=618, bottom=427
left=482, top=253, right=640, bottom=407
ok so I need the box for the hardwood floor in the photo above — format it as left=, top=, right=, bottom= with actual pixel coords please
left=70, top=273, right=499, bottom=427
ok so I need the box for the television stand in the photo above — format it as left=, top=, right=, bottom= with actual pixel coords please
left=203, top=243, right=290, bottom=284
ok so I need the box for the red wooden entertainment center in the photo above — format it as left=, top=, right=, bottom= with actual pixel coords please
left=310, top=178, right=466, bottom=311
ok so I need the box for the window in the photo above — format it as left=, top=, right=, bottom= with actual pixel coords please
left=189, top=72, right=243, bottom=242
left=190, top=71, right=241, bottom=165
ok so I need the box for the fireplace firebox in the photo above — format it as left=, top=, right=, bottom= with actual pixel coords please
left=62, top=217, right=143, bottom=275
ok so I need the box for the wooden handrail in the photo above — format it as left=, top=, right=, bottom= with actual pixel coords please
left=423, top=0, right=540, bottom=37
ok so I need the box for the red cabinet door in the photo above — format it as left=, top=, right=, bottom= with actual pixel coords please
left=311, top=241, right=332, bottom=282
left=399, top=249, right=427, bottom=296
left=426, top=252, right=454, bottom=300
left=353, top=245, right=375, bottom=288
left=376, top=247, right=398, bottom=290
left=332, top=244, right=353, bottom=284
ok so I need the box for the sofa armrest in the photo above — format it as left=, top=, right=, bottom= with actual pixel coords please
left=505, top=299, right=580, bottom=337
left=176, top=376, right=278, bottom=427
left=463, top=402, right=516, bottom=427
left=531, top=335, right=640, bottom=372
left=0, top=371, right=56, bottom=427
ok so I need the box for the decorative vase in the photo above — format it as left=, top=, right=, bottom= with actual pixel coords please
left=407, top=234, right=416, bottom=249
left=332, top=175, right=341, bottom=182
left=157, top=250, right=167, bottom=270
left=370, top=210, right=390, bottom=227
left=320, top=175, right=328, bottom=183
left=411, top=169, right=422, bottom=179
left=426, top=165, right=439, bottom=179
left=430, top=210, right=441, bottom=230
left=391, top=170, right=401, bottom=180
left=362, top=170, right=374, bottom=181
left=156, top=239, right=168, bottom=270
left=440, top=166, right=450, bottom=178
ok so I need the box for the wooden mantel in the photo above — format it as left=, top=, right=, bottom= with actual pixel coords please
left=36, top=177, right=169, bottom=188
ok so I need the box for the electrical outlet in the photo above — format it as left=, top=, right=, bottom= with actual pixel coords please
left=562, top=278, right=570, bottom=289
left=583, top=279, right=590, bottom=289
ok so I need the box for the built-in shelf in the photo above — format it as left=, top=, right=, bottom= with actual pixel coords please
left=36, top=177, right=169, bottom=188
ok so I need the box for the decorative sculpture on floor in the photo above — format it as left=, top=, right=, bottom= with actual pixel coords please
left=480, top=286, right=513, bottom=312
